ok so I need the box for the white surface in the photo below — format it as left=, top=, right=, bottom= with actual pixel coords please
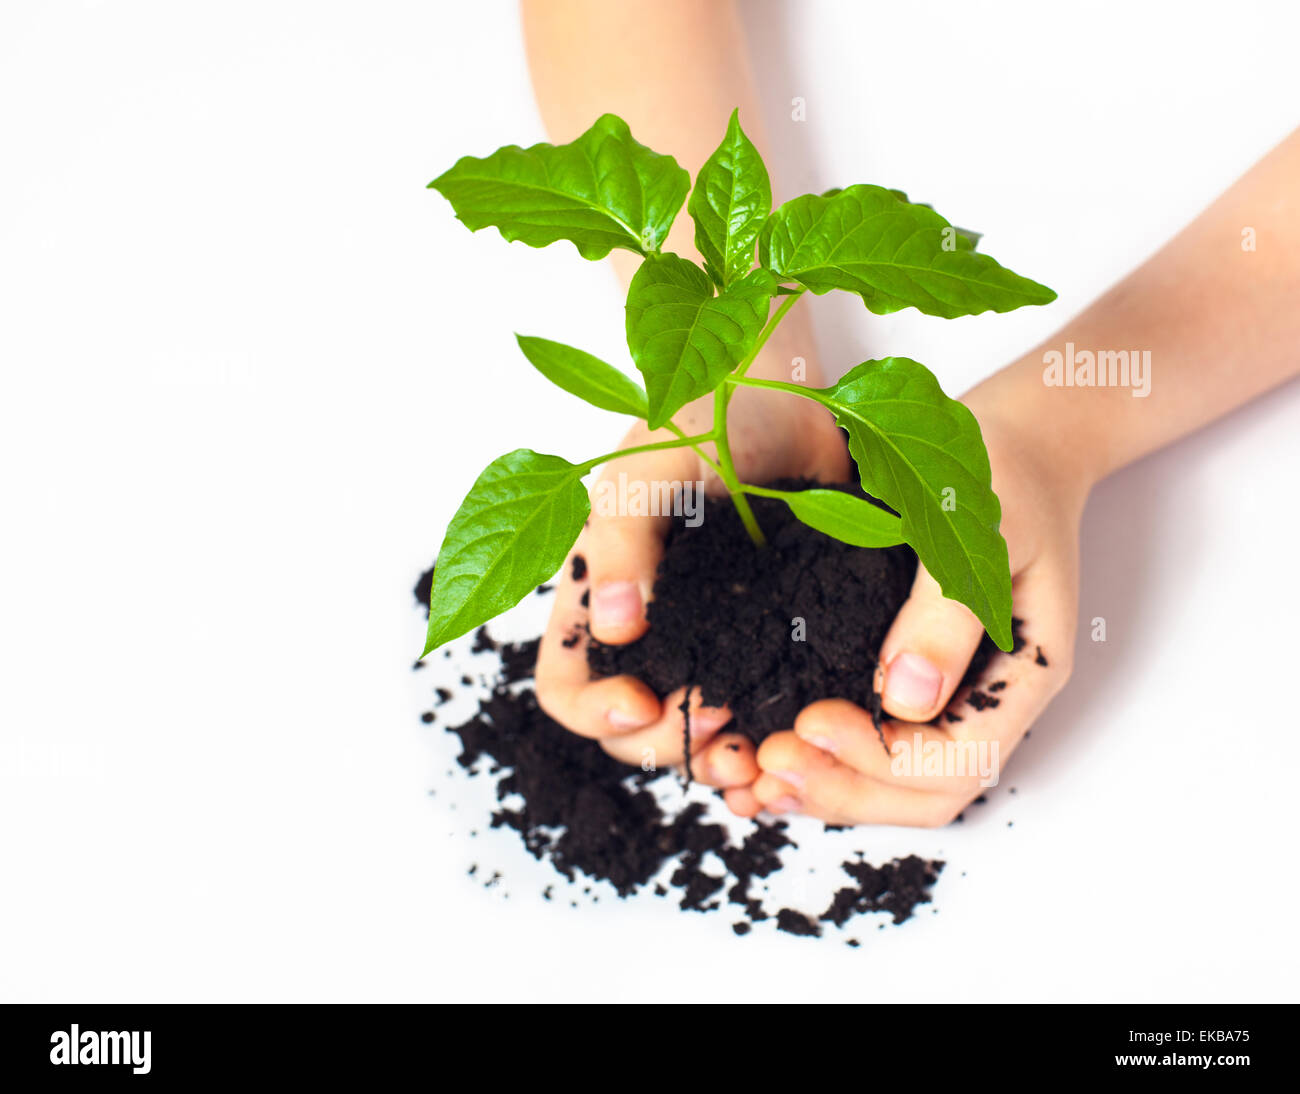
left=1, top=0, right=1297, bottom=1002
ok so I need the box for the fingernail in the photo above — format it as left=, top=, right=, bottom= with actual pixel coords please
left=806, top=735, right=839, bottom=757
left=591, top=581, right=641, bottom=630
left=771, top=769, right=805, bottom=791
left=607, top=706, right=653, bottom=730
left=768, top=795, right=800, bottom=814
left=885, top=652, right=942, bottom=713
left=688, top=709, right=730, bottom=736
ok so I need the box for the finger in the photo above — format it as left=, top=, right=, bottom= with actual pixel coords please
left=754, top=731, right=945, bottom=826
left=854, top=552, right=1078, bottom=800
left=723, top=786, right=762, bottom=819
left=535, top=546, right=662, bottom=738
left=692, top=732, right=758, bottom=789
left=585, top=446, right=696, bottom=645
left=876, top=562, right=987, bottom=723
left=794, top=697, right=1004, bottom=802
left=753, top=771, right=802, bottom=815
left=599, top=685, right=732, bottom=768
left=943, top=555, right=1076, bottom=750
left=793, top=698, right=899, bottom=778
left=801, top=409, right=853, bottom=482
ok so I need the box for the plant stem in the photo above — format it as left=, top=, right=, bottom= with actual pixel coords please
left=705, top=289, right=807, bottom=548
left=727, top=373, right=832, bottom=407
left=711, top=380, right=766, bottom=546
left=579, top=293, right=805, bottom=548
left=737, top=483, right=790, bottom=500
left=734, top=289, right=803, bottom=379
left=665, top=422, right=723, bottom=477
left=577, top=432, right=715, bottom=474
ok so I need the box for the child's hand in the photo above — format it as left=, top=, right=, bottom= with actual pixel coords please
left=733, top=399, right=1091, bottom=824
left=534, top=380, right=847, bottom=785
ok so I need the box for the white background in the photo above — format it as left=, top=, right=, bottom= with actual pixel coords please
left=1, top=0, right=1297, bottom=1002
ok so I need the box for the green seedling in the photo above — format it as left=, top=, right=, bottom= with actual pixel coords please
left=423, top=111, right=1055, bottom=657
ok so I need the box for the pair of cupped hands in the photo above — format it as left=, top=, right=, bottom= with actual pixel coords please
left=535, top=376, right=1085, bottom=827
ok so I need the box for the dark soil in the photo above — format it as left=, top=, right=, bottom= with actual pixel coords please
left=821, top=854, right=945, bottom=927
left=410, top=464, right=1043, bottom=938
left=588, top=481, right=1016, bottom=744
left=412, top=591, right=947, bottom=938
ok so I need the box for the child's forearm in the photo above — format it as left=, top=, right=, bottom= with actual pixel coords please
left=521, top=0, right=823, bottom=389
left=968, top=126, right=1300, bottom=491
left=522, top=0, right=758, bottom=280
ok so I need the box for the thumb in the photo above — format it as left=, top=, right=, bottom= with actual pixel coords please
left=584, top=448, right=695, bottom=644
left=876, top=562, right=987, bottom=723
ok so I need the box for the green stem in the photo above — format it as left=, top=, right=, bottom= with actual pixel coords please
left=734, top=290, right=803, bottom=379
left=711, top=289, right=806, bottom=547
left=577, top=433, right=714, bottom=474
left=578, top=293, right=807, bottom=547
left=712, top=382, right=766, bottom=546
left=727, top=373, right=832, bottom=407
left=737, top=483, right=789, bottom=499
left=665, top=422, right=723, bottom=477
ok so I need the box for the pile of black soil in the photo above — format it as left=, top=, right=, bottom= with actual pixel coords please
left=414, top=569, right=945, bottom=938
left=588, top=482, right=1019, bottom=744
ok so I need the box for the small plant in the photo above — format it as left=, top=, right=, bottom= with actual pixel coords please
left=422, top=111, right=1055, bottom=658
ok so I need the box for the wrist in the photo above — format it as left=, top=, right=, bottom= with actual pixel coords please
left=963, top=359, right=1101, bottom=511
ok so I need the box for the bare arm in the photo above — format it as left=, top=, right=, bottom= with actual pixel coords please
left=524, top=0, right=846, bottom=806
left=523, top=6, right=1300, bottom=824
left=762, top=127, right=1300, bottom=827
left=521, top=0, right=816, bottom=383
left=970, top=126, right=1300, bottom=489
left=522, top=0, right=757, bottom=274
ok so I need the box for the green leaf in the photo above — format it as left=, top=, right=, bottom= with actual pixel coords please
left=423, top=450, right=590, bottom=655
left=626, top=255, right=776, bottom=429
left=515, top=335, right=648, bottom=418
left=817, top=358, right=1013, bottom=649
left=429, top=114, right=690, bottom=260
left=886, top=189, right=982, bottom=251
left=748, top=486, right=904, bottom=548
left=688, top=110, right=772, bottom=288
left=759, top=185, right=1055, bottom=318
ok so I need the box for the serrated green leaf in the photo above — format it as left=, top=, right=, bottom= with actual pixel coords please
left=760, top=184, right=1054, bottom=318
left=688, top=109, right=771, bottom=288
left=429, top=113, right=690, bottom=260
left=515, top=334, right=648, bottom=418
left=817, top=358, right=1013, bottom=649
left=748, top=485, right=904, bottom=548
left=626, top=255, right=776, bottom=429
left=423, top=450, right=589, bottom=655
